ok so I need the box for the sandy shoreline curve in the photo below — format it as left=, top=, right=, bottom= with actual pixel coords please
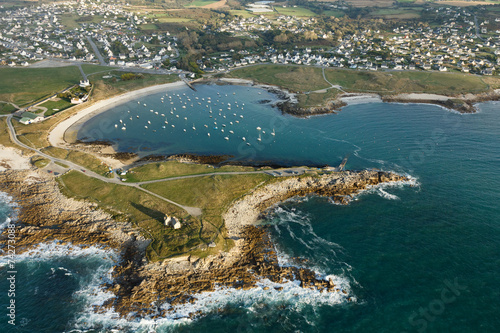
left=48, top=80, right=186, bottom=147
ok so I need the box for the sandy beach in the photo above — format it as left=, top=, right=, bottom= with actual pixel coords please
left=340, top=93, right=383, bottom=105
left=48, top=80, right=186, bottom=148
left=0, top=146, right=31, bottom=171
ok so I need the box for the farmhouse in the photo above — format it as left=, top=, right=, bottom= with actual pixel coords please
left=19, top=111, right=43, bottom=124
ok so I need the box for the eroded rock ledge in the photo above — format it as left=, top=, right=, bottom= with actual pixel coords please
left=224, top=170, right=408, bottom=238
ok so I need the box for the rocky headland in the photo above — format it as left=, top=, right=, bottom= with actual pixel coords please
left=0, top=165, right=409, bottom=320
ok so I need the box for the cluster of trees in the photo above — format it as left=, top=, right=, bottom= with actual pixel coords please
left=120, top=73, right=144, bottom=81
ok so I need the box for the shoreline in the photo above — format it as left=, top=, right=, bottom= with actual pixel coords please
left=45, top=79, right=499, bottom=170
left=0, top=149, right=411, bottom=320
left=48, top=80, right=186, bottom=148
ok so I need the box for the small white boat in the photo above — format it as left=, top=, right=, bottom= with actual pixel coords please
left=224, top=137, right=229, bottom=140
left=145, top=125, right=148, bottom=128
left=242, top=137, right=246, bottom=141
left=121, top=127, right=126, bottom=130
left=256, top=127, right=261, bottom=131
left=114, top=124, right=118, bottom=128
left=208, top=133, right=210, bottom=137
left=271, top=129, right=275, bottom=136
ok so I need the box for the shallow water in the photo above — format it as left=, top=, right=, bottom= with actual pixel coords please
left=1, top=84, right=499, bottom=332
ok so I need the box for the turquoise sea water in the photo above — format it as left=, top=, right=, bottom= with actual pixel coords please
left=1, top=84, right=499, bottom=332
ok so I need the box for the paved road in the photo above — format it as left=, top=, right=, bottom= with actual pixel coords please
left=474, top=15, right=485, bottom=42
left=86, top=36, right=107, bottom=66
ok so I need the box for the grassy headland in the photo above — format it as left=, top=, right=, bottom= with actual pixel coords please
left=123, top=160, right=263, bottom=182
left=58, top=170, right=274, bottom=260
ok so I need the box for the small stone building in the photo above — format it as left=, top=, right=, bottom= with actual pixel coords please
left=164, top=215, right=182, bottom=229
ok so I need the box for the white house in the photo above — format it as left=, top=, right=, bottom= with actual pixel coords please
left=164, top=215, right=182, bottom=229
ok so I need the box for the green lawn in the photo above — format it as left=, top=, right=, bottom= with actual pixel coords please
left=186, top=0, right=218, bottom=7
left=0, top=102, right=17, bottom=114
left=228, top=65, right=330, bottom=93
left=124, top=160, right=260, bottom=182
left=39, top=99, right=73, bottom=116
left=139, top=24, right=159, bottom=30
left=275, top=6, right=318, bottom=17
left=0, top=67, right=81, bottom=107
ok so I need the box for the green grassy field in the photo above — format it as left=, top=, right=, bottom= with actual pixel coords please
left=39, top=99, right=73, bottom=116
left=229, top=65, right=330, bottom=92
left=275, top=6, right=318, bottom=17
left=0, top=67, right=82, bottom=107
left=57, top=171, right=272, bottom=260
left=229, top=10, right=257, bottom=18
left=142, top=173, right=272, bottom=254
left=139, top=24, right=159, bottom=30
left=368, top=8, right=421, bottom=19
left=0, top=102, right=17, bottom=114
left=297, top=89, right=341, bottom=108
left=325, top=69, right=491, bottom=95
left=124, top=160, right=261, bottom=182
left=58, top=170, right=202, bottom=260
left=39, top=146, right=112, bottom=177
left=185, top=0, right=218, bottom=7
left=59, top=14, right=105, bottom=29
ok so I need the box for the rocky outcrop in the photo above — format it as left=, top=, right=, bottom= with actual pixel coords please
left=104, top=225, right=347, bottom=319
left=0, top=169, right=147, bottom=254
left=224, top=170, right=408, bottom=237
left=0, top=168, right=409, bottom=320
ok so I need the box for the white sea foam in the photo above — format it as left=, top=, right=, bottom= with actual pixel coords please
left=66, top=207, right=353, bottom=332
left=69, top=265, right=353, bottom=333
left=352, top=174, right=419, bottom=202
left=0, top=240, right=118, bottom=265
left=0, top=191, right=18, bottom=232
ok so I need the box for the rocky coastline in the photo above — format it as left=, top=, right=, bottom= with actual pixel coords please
left=0, top=164, right=409, bottom=320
